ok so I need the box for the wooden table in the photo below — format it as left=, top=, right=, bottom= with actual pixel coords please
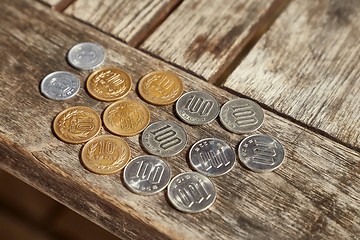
left=1, top=0, right=359, bottom=239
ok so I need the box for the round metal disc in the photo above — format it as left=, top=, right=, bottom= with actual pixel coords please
left=67, top=42, right=105, bottom=70
left=40, top=71, right=80, bottom=100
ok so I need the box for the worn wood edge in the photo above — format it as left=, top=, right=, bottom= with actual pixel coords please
left=53, top=0, right=76, bottom=12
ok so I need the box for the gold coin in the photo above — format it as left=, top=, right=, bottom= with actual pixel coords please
left=138, top=71, right=184, bottom=105
left=81, top=135, right=131, bottom=174
left=53, top=106, right=101, bottom=144
left=103, top=99, right=150, bottom=136
left=86, top=67, right=132, bottom=101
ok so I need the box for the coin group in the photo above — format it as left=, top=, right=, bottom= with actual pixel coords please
left=44, top=42, right=285, bottom=214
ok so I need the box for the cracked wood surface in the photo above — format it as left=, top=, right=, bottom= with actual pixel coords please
left=224, top=0, right=360, bottom=150
left=0, top=0, right=359, bottom=239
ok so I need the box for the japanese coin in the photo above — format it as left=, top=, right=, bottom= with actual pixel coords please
left=238, top=134, right=285, bottom=172
left=40, top=71, right=80, bottom=100
left=86, top=67, right=132, bottom=101
left=81, top=135, right=131, bottom=174
left=175, top=91, right=219, bottom=125
left=138, top=71, right=183, bottom=105
left=189, top=138, right=236, bottom=177
left=103, top=99, right=150, bottom=136
left=219, top=98, right=264, bottom=133
left=123, top=155, right=171, bottom=195
left=141, top=120, right=187, bottom=157
left=167, top=172, right=216, bottom=213
left=67, top=42, right=105, bottom=70
left=53, top=106, right=101, bottom=144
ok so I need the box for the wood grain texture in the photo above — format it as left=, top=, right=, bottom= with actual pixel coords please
left=0, top=0, right=359, bottom=239
left=224, top=0, right=360, bottom=150
left=64, top=0, right=181, bottom=46
left=38, top=0, right=59, bottom=6
left=140, top=0, right=290, bottom=82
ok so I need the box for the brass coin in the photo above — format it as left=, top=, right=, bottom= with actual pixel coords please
left=138, top=71, right=184, bottom=105
left=86, top=67, right=132, bottom=101
left=53, top=106, right=101, bottom=144
left=81, top=135, right=131, bottom=174
left=103, top=99, right=150, bottom=136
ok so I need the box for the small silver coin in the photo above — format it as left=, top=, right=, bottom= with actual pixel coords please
left=219, top=98, right=264, bottom=133
left=175, top=91, right=220, bottom=125
left=67, top=42, right=105, bottom=70
left=238, top=134, right=285, bottom=172
left=167, top=172, right=216, bottom=213
left=189, top=138, right=236, bottom=177
left=141, top=120, right=187, bottom=157
left=40, top=71, right=80, bottom=100
left=123, top=155, right=171, bottom=195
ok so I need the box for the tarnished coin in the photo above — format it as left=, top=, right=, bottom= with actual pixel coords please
left=86, top=67, right=132, bottom=101
left=40, top=71, right=80, bottom=100
left=220, top=98, right=264, bottom=133
left=81, top=135, right=131, bottom=174
left=189, top=138, right=236, bottom=177
left=238, top=134, right=285, bottom=172
left=175, top=91, right=219, bottom=125
left=123, top=155, right=171, bottom=195
left=141, top=120, right=187, bottom=157
left=167, top=172, right=216, bottom=213
left=67, top=42, right=105, bottom=70
left=53, top=106, right=101, bottom=144
left=138, top=71, right=183, bottom=105
left=103, top=99, right=150, bottom=136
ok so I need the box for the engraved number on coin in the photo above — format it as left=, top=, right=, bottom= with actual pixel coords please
left=97, top=140, right=115, bottom=157
left=252, top=139, right=277, bottom=165
left=231, top=104, right=258, bottom=127
left=70, top=117, right=95, bottom=132
left=133, top=160, right=165, bottom=184
left=183, top=95, right=213, bottom=116
left=199, top=148, right=230, bottom=171
left=150, top=124, right=181, bottom=150
left=176, top=180, right=211, bottom=207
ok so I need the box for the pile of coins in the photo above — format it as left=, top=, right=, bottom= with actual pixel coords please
left=41, top=42, right=285, bottom=213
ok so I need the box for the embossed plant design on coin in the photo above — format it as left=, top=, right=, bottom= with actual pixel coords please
left=238, top=134, right=285, bottom=172
left=41, top=71, right=80, bottom=100
left=53, top=106, right=101, bottom=144
left=67, top=42, right=105, bottom=70
left=175, top=91, right=220, bottom=125
left=141, top=120, right=187, bottom=157
left=220, top=98, right=264, bottom=133
left=167, top=172, right=216, bottom=213
left=87, top=68, right=132, bottom=101
left=189, top=138, right=236, bottom=177
left=81, top=135, right=131, bottom=174
left=123, top=155, right=171, bottom=195
left=138, top=71, right=184, bottom=105
left=103, top=99, right=150, bottom=136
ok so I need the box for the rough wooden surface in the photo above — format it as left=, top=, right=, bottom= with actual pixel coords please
left=140, top=0, right=290, bottom=82
left=1, top=0, right=360, bottom=239
left=224, top=0, right=360, bottom=150
left=64, top=0, right=181, bottom=46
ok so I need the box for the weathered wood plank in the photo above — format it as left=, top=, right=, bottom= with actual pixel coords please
left=224, top=0, right=360, bottom=150
left=140, top=0, right=290, bottom=81
left=0, top=0, right=359, bottom=239
left=38, top=0, right=60, bottom=6
left=64, top=0, right=181, bottom=46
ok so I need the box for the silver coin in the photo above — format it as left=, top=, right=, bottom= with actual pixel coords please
left=40, top=71, right=80, bottom=100
left=123, top=155, right=171, bottom=195
left=167, top=172, right=216, bottom=213
left=67, top=42, right=105, bottom=70
left=219, top=98, right=264, bottom=133
left=189, top=138, right=236, bottom=177
left=175, top=91, right=220, bottom=125
left=238, top=134, right=285, bottom=172
left=141, top=120, right=187, bottom=157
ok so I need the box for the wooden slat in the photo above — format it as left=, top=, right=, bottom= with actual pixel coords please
left=224, top=0, right=360, bottom=150
left=64, top=0, right=181, bottom=46
left=140, top=0, right=290, bottom=81
left=38, top=0, right=60, bottom=6
left=0, top=0, right=359, bottom=239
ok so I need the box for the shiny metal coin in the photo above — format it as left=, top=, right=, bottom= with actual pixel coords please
left=167, top=172, right=216, bottom=213
left=123, top=155, right=171, bottom=195
left=219, top=98, right=264, bottom=133
left=141, top=120, right=187, bottom=157
left=189, top=138, right=236, bottom=177
left=67, top=42, right=105, bottom=70
left=238, top=134, right=285, bottom=172
left=40, top=71, right=80, bottom=100
left=175, top=91, right=219, bottom=125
